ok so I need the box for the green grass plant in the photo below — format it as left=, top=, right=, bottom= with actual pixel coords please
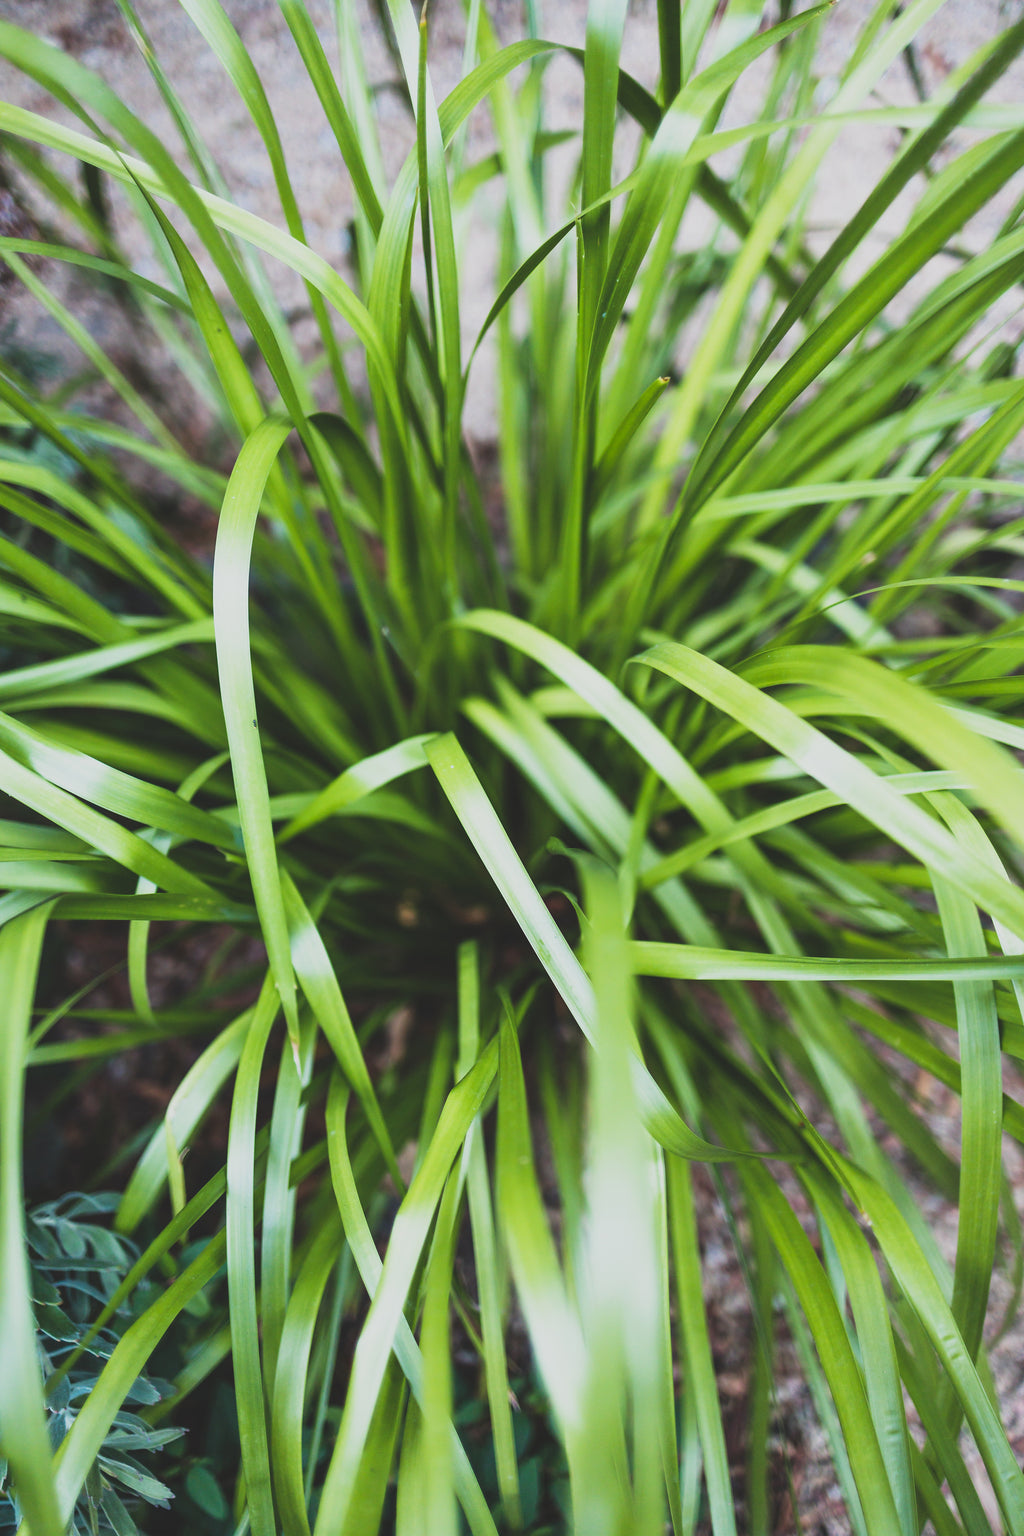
left=1, top=0, right=1024, bottom=1529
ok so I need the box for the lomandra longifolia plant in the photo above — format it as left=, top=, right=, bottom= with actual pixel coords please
left=2, top=0, right=1024, bottom=1531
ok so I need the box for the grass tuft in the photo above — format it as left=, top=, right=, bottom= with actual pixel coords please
left=1, top=1, right=1024, bottom=1530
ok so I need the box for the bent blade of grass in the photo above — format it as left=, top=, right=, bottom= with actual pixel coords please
left=213, top=413, right=300, bottom=1052
left=741, top=1163, right=902, bottom=1533
left=278, top=735, right=435, bottom=842
left=0, top=619, right=215, bottom=704
left=900, top=1345, right=992, bottom=1536
left=347, top=1358, right=408, bottom=1536
left=117, top=1010, right=250, bottom=1231
left=689, top=126, right=1024, bottom=516
left=0, top=747, right=216, bottom=898
left=52, top=892, right=251, bottom=922
left=178, top=0, right=354, bottom=410
left=925, top=790, right=1006, bottom=1449
left=226, top=975, right=280, bottom=1536
left=324, top=1078, right=500, bottom=1536
left=653, top=1152, right=684, bottom=1536
left=0, top=902, right=61, bottom=1536
left=277, top=0, right=383, bottom=236
left=462, top=682, right=713, bottom=941
left=587, top=4, right=828, bottom=398
left=426, top=732, right=743, bottom=1161
left=691, top=12, right=1024, bottom=505
left=630, top=944, right=1024, bottom=984
left=638, top=643, right=1024, bottom=942
left=152, top=209, right=266, bottom=439
left=261, top=1014, right=316, bottom=1395
left=464, top=1129, right=521, bottom=1527
left=0, top=707, right=235, bottom=850
left=411, top=7, right=462, bottom=601
left=425, top=730, right=595, bottom=1036
left=0, top=235, right=187, bottom=311
left=640, top=771, right=962, bottom=892
left=281, top=871, right=401, bottom=1187
left=809, top=1178, right=916, bottom=1536
left=457, top=611, right=838, bottom=935
left=458, top=945, right=522, bottom=1529
left=748, top=644, right=1024, bottom=852
left=579, top=860, right=666, bottom=1536
left=0, top=110, right=404, bottom=443
left=579, top=0, right=628, bottom=346
left=559, top=0, right=629, bottom=635
left=0, top=462, right=204, bottom=619
left=845, top=1165, right=1024, bottom=1533
left=314, top=1046, right=498, bottom=1536
left=127, top=750, right=230, bottom=1023
left=274, top=1216, right=346, bottom=1536
left=667, top=1156, right=738, bottom=1536
left=626, top=0, right=954, bottom=621
left=1, top=250, right=182, bottom=457
left=457, top=610, right=741, bottom=847
left=419, top=1169, right=462, bottom=1536
left=496, top=1014, right=587, bottom=1442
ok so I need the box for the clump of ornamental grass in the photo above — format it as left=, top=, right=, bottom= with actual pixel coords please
left=2, top=0, right=1024, bottom=1531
